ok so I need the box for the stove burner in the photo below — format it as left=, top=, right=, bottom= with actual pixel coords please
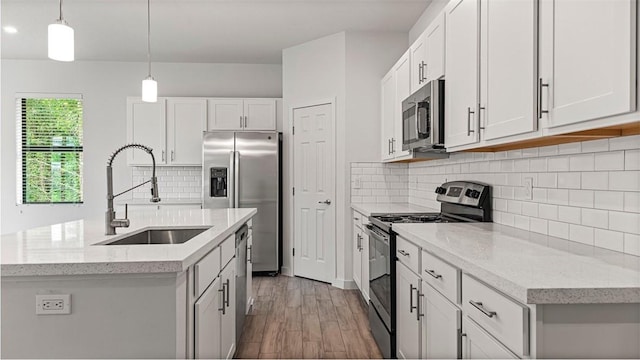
left=407, top=214, right=442, bottom=222
left=376, top=215, right=405, bottom=222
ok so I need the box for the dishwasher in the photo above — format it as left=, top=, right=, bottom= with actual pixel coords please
left=235, top=224, right=249, bottom=342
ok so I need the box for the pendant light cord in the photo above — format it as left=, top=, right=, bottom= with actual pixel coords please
left=58, top=0, right=63, bottom=21
left=147, top=0, right=152, bottom=77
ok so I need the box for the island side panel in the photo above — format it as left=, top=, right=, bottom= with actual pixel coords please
left=1, top=273, right=182, bottom=358
left=534, top=303, right=640, bottom=358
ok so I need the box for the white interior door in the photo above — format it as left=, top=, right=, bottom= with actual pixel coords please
left=293, top=103, right=335, bottom=283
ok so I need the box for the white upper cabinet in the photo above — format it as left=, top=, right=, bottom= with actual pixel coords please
left=425, top=13, right=446, bottom=82
left=381, top=69, right=396, bottom=161
left=540, top=0, right=636, bottom=129
left=410, top=34, right=428, bottom=94
left=207, top=99, right=244, bottom=130
left=243, top=99, right=277, bottom=130
left=208, top=98, right=276, bottom=131
left=445, top=0, right=480, bottom=148
left=480, top=0, right=537, bottom=141
left=127, top=98, right=167, bottom=165
left=394, top=50, right=412, bottom=158
left=167, top=98, right=207, bottom=165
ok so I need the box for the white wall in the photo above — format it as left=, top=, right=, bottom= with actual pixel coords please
left=1, top=60, right=282, bottom=234
left=282, top=31, right=407, bottom=286
left=408, top=0, right=449, bottom=44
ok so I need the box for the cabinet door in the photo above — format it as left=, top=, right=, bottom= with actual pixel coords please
left=425, top=13, right=446, bottom=82
left=207, top=99, right=244, bottom=130
left=422, top=283, right=461, bottom=359
left=480, top=0, right=537, bottom=140
left=194, top=276, right=222, bottom=359
left=396, top=262, right=421, bottom=359
left=445, top=0, right=480, bottom=148
left=167, top=98, right=206, bottom=165
left=127, top=98, right=166, bottom=165
left=247, top=232, right=253, bottom=314
left=394, top=50, right=412, bottom=158
left=540, top=0, right=636, bottom=128
left=381, top=69, right=396, bottom=161
left=352, top=222, right=362, bottom=292
left=243, top=99, right=276, bottom=131
left=220, top=259, right=236, bottom=360
left=410, top=34, right=428, bottom=93
left=462, top=317, right=517, bottom=359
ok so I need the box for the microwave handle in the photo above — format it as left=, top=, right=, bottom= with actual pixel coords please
left=415, top=103, right=420, bottom=137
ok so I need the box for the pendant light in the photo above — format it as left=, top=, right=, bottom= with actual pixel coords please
left=48, top=0, right=74, bottom=61
left=142, top=0, right=157, bottom=103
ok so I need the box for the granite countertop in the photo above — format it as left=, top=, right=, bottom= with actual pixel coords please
left=393, top=222, right=640, bottom=305
left=351, top=202, right=438, bottom=216
left=1, top=208, right=256, bottom=277
left=115, top=198, right=202, bottom=205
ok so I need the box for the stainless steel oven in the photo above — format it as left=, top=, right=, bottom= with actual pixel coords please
left=402, top=79, right=445, bottom=152
left=365, top=223, right=394, bottom=359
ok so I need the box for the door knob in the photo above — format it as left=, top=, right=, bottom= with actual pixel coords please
left=318, top=199, right=331, bottom=205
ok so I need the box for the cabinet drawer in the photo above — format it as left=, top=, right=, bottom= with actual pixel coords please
left=220, top=234, right=236, bottom=268
left=462, top=274, right=528, bottom=357
left=422, top=250, right=460, bottom=304
left=396, top=236, right=420, bottom=274
left=194, top=246, right=221, bottom=299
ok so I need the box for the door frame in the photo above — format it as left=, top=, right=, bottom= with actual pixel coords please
left=288, top=97, right=337, bottom=283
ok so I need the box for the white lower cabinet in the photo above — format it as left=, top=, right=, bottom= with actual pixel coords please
left=194, top=276, right=222, bottom=359
left=220, top=259, right=236, bottom=360
left=462, top=317, right=517, bottom=359
left=396, top=261, right=421, bottom=359
left=352, top=211, right=369, bottom=301
left=422, top=283, right=461, bottom=359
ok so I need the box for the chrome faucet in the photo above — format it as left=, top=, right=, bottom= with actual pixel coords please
left=106, top=144, right=161, bottom=235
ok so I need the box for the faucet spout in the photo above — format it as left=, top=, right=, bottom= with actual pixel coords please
left=105, top=143, right=161, bottom=235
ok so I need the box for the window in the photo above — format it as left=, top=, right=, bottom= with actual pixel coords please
left=17, top=95, right=83, bottom=204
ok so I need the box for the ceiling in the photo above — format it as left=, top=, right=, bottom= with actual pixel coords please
left=1, top=0, right=430, bottom=64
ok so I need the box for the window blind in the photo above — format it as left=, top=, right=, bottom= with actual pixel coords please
left=17, top=97, right=84, bottom=204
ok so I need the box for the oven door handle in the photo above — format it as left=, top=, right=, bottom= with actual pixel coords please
left=364, top=224, right=389, bottom=244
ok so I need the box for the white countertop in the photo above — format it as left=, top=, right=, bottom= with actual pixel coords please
left=115, top=198, right=202, bottom=205
left=351, top=202, right=438, bottom=217
left=1, top=208, right=255, bottom=277
left=393, top=222, right=640, bottom=305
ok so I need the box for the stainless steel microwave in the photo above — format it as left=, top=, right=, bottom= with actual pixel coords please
left=402, top=79, right=445, bottom=152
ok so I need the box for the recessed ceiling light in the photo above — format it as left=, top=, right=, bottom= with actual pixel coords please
left=3, top=26, right=18, bottom=34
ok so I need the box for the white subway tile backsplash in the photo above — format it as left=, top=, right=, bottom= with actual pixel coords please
left=594, top=151, right=624, bottom=171
left=594, top=191, right=624, bottom=211
left=354, top=135, right=640, bottom=256
left=580, top=172, right=608, bottom=190
left=569, top=153, right=594, bottom=171
left=132, top=166, right=201, bottom=199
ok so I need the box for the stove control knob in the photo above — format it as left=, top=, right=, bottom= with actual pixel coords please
left=471, top=190, right=481, bottom=199
left=435, top=186, right=447, bottom=195
left=465, top=189, right=473, bottom=197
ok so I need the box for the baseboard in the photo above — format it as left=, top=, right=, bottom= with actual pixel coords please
left=331, top=278, right=357, bottom=290
left=280, top=266, right=293, bottom=276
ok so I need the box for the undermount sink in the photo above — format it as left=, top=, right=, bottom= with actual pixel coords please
left=98, top=227, right=211, bottom=245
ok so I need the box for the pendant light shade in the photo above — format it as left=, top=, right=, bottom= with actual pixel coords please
left=48, top=1, right=74, bottom=62
left=142, top=76, right=158, bottom=103
left=142, top=0, right=157, bottom=103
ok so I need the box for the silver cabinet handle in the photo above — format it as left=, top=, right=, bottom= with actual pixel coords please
left=479, top=106, right=485, bottom=130
left=469, top=300, right=497, bottom=318
left=161, top=150, right=165, bottom=162
left=354, top=217, right=359, bottom=220
left=318, top=199, right=331, bottom=205
left=425, top=269, right=442, bottom=279
left=538, top=78, right=549, bottom=119
left=171, top=150, right=175, bottom=161
left=388, top=139, right=392, bottom=155
left=398, top=249, right=410, bottom=257
left=391, top=138, right=396, bottom=153
left=244, top=116, right=248, bottom=128
left=409, top=284, right=417, bottom=313
left=421, top=61, right=427, bottom=82
left=417, top=291, right=424, bottom=321
left=240, top=115, right=243, bottom=128
left=218, top=286, right=226, bottom=314
left=248, top=245, right=252, bottom=263
left=418, top=63, right=423, bottom=84
left=467, top=107, right=475, bottom=136
left=224, top=279, right=230, bottom=307
left=356, top=233, right=361, bottom=251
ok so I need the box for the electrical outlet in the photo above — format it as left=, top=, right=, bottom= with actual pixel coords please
left=523, top=177, right=533, bottom=200
left=354, top=176, right=362, bottom=189
left=36, top=294, right=71, bottom=315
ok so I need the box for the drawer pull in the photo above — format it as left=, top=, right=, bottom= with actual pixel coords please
left=409, top=284, right=417, bottom=313
left=218, top=287, right=226, bottom=314
left=398, top=249, right=410, bottom=257
left=224, top=279, right=230, bottom=307
left=469, top=300, right=497, bottom=318
left=425, top=269, right=442, bottom=279
left=416, top=291, right=424, bottom=321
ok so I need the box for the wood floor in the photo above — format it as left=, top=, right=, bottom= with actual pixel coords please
left=235, top=275, right=383, bottom=359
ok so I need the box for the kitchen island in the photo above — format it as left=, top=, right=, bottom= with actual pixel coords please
left=1, top=208, right=256, bottom=359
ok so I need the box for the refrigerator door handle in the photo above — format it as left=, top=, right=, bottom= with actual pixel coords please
left=234, top=151, right=240, bottom=209
left=228, top=151, right=235, bottom=208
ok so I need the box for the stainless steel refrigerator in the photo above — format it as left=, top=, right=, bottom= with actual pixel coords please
left=202, top=131, right=282, bottom=273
